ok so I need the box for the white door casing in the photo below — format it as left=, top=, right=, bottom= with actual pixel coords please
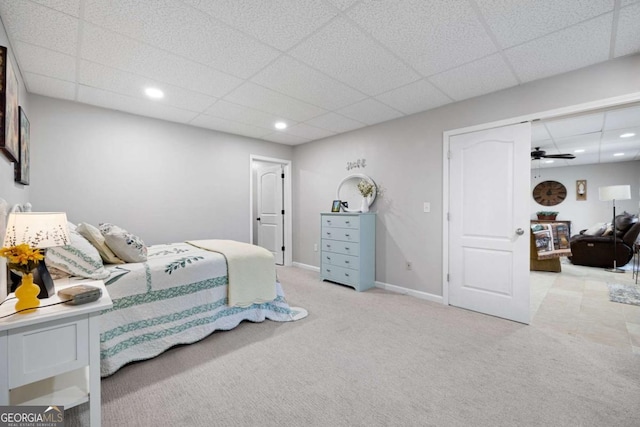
left=257, top=164, right=284, bottom=265
left=448, top=123, right=531, bottom=324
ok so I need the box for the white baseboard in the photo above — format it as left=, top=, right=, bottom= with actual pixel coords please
left=289, top=263, right=444, bottom=305
left=375, top=280, right=444, bottom=305
left=292, top=262, right=320, bottom=272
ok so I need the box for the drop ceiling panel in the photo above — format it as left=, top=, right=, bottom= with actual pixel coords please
left=505, top=14, right=612, bottom=82
left=531, top=124, right=551, bottom=142
left=224, top=82, right=327, bottom=122
left=289, top=17, right=420, bottom=96
left=80, top=24, right=242, bottom=98
left=31, top=0, right=81, bottom=16
left=182, top=0, right=338, bottom=51
left=205, top=100, right=291, bottom=130
left=429, top=54, right=518, bottom=101
left=477, top=0, right=613, bottom=48
left=282, top=123, right=335, bottom=140
left=337, top=98, right=403, bottom=125
left=24, top=73, right=76, bottom=100
left=189, top=114, right=272, bottom=139
left=251, top=56, right=367, bottom=110
left=78, top=61, right=217, bottom=112
left=544, top=113, right=605, bottom=139
left=260, top=132, right=310, bottom=145
left=14, top=41, right=76, bottom=82
left=552, top=132, right=602, bottom=150
left=0, top=1, right=77, bottom=55
left=604, top=105, right=640, bottom=130
left=375, top=79, right=451, bottom=115
left=84, top=0, right=279, bottom=79
left=78, top=85, right=199, bottom=124
left=304, top=112, right=366, bottom=134
left=614, top=3, right=640, bottom=57
left=348, top=0, right=497, bottom=76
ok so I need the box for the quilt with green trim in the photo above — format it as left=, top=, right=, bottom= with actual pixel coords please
left=100, top=242, right=293, bottom=377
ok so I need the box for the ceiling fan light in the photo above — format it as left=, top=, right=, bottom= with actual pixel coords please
left=574, top=149, right=585, bottom=153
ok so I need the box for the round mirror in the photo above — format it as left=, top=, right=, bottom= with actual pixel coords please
left=336, top=174, right=377, bottom=212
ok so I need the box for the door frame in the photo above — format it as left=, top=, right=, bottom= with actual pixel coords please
left=442, top=91, right=640, bottom=306
left=249, top=155, right=293, bottom=266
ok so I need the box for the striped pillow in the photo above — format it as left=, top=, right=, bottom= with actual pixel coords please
left=45, top=228, right=109, bottom=280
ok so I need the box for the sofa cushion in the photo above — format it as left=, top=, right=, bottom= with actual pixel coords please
left=583, top=222, right=606, bottom=236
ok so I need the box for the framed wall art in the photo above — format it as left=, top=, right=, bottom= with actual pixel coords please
left=15, top=106, right=29, bottom=185
left=0, top=46, right=19, bottom=163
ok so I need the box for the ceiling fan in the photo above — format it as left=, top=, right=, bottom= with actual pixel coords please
left=531, top=147, right=576, bottom=160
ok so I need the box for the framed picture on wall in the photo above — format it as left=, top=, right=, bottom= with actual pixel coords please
left=15, top=106, right=29, bottom=185
left=0, top=46, right=19, bottom=163
left=576, top=179, right=586, bottom=201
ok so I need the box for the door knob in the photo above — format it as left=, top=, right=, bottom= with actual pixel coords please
left=516, top=228, right=525, bottom=235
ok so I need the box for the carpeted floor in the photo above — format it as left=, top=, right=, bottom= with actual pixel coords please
left=67, top=266, right=640, bottom=426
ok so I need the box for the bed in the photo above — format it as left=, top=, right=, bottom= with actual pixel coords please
left=98, top=241, right=302, bottom=377
left=0, top=201, right=305, bottom=377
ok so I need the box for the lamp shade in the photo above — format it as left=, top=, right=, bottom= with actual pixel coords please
left=598, top=185, right=631, bottom=202
left=3, top=212, right=70, bottom=248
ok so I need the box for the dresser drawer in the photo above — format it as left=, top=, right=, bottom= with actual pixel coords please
left=322, top=227, right=359, bottom=243
left=8, top=316, right=89, bottom=388
left=322, top=215, right=360, bottom=230
left=322, top=239, right=360, bottom=256
left=321, top=263, right=358, bottom=287
left=322, top=251, right=359, bottom=270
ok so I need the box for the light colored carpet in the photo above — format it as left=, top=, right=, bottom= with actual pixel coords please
left=67, top=266, right=640, bottom=426
left=608, top=283, right=640, bottom=306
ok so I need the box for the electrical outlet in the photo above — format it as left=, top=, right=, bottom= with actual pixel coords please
left=406, top=261, right=412, bottom=270
left=313, top=243, right=318, bottom=252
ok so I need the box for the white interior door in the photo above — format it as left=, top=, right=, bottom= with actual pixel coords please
left=257, top=164, right=284, bottom=265
left=448, top=123, right=531, bottom=324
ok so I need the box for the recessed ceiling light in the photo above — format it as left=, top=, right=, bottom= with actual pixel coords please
left=613, top=152, right=625, bottom=156
left=574, top=149, right=585, bottom=153
left=145, top=87, right=164, bottom=99
left=620, top=132, right=635, bottom=138
left=544, top=160, right=554, bottom=164
left=274, top=121, right=287, bottom=130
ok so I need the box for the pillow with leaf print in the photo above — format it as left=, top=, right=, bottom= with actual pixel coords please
left=45, top=228, right=110, bottom=280
left=99, top=223, right=148, bottom=263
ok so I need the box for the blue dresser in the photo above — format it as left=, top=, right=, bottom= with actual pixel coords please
left=320, top=213, right=376, bottom=291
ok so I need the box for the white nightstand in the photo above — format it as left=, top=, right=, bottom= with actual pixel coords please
left=0, top=279, right=112, bottom=426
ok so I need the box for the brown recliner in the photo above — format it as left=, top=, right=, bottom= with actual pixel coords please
left=569, top=221, right=640, bottom=268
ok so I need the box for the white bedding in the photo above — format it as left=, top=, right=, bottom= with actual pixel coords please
left=100, top=242, right=294, bottom=377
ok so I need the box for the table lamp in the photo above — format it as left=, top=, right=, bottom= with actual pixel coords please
left=598, top=185, right=631, bottom=273
left=3, top=212, right=71, bottom=298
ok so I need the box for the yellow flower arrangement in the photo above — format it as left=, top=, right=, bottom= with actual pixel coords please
left=357, top=179, right=374, bottom=198
left=0, top=243, right=45, bottom=274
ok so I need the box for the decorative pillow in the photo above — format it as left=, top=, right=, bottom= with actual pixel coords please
left=583, top=222, right=606, bottom=236
left=601, top=223, right=614, bottom=237
left=614, top=211, right=638, bottom=236
left=76, top=222, right=124, bottom=264
left=45, top=228, right=110, bottom=280
left=99, top=223, right=147, bottom=263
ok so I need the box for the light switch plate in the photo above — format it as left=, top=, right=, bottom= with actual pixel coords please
left=423, top=202, right=430, bottom=213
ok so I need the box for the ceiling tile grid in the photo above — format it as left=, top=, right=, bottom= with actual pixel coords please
left=614, top=2, right=640, bottom=57
left=0, top=0, right=639, bottom=148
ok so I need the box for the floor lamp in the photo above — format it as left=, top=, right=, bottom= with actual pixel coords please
left=598, top=185, right=631, bottom=273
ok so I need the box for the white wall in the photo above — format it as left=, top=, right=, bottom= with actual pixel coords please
left=28, top=96, right=293, bottom=245
left=292, top=53, right=640, bottom=298
left=531, top=161, right=640, bottom=234
left=0, top=16, right=29, bottom=207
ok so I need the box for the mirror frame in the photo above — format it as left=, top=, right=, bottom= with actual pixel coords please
left=336, top=173, right=377, bottom=212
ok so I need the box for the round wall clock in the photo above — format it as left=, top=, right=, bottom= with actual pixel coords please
left=533, top=180, right=567, bottom=206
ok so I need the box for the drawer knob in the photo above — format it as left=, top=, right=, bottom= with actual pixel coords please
left=345, top=247, right=350, bottom=250
left=345, top=233, right=350, bottom=237
left=344, top=260, right=350, bottom=264
left=345, top=273, right=350, bottom=277
left=326, top=256, right=331, bottom=260
left=345, top=221, right=350, bottom=224
left=327, top=244, right=332, bottom=248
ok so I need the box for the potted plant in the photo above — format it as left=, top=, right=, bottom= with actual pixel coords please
left=536, top=211, right=559, bottom=220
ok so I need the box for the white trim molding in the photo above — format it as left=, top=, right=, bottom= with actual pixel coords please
left=292, top=262, right=319, bottom=272
left=375, top=280, right=444, bottom=304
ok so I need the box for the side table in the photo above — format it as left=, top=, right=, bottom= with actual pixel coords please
left=0, top=279, right=112, bottom=426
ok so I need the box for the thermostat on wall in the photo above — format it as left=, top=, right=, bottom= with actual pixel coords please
left=58, top=285, right=102, bottom=305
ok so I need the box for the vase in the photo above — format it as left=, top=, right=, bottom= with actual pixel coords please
left=14, top=272, right=40, bottom=314
left=360, top=197, right=369, bottom=213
